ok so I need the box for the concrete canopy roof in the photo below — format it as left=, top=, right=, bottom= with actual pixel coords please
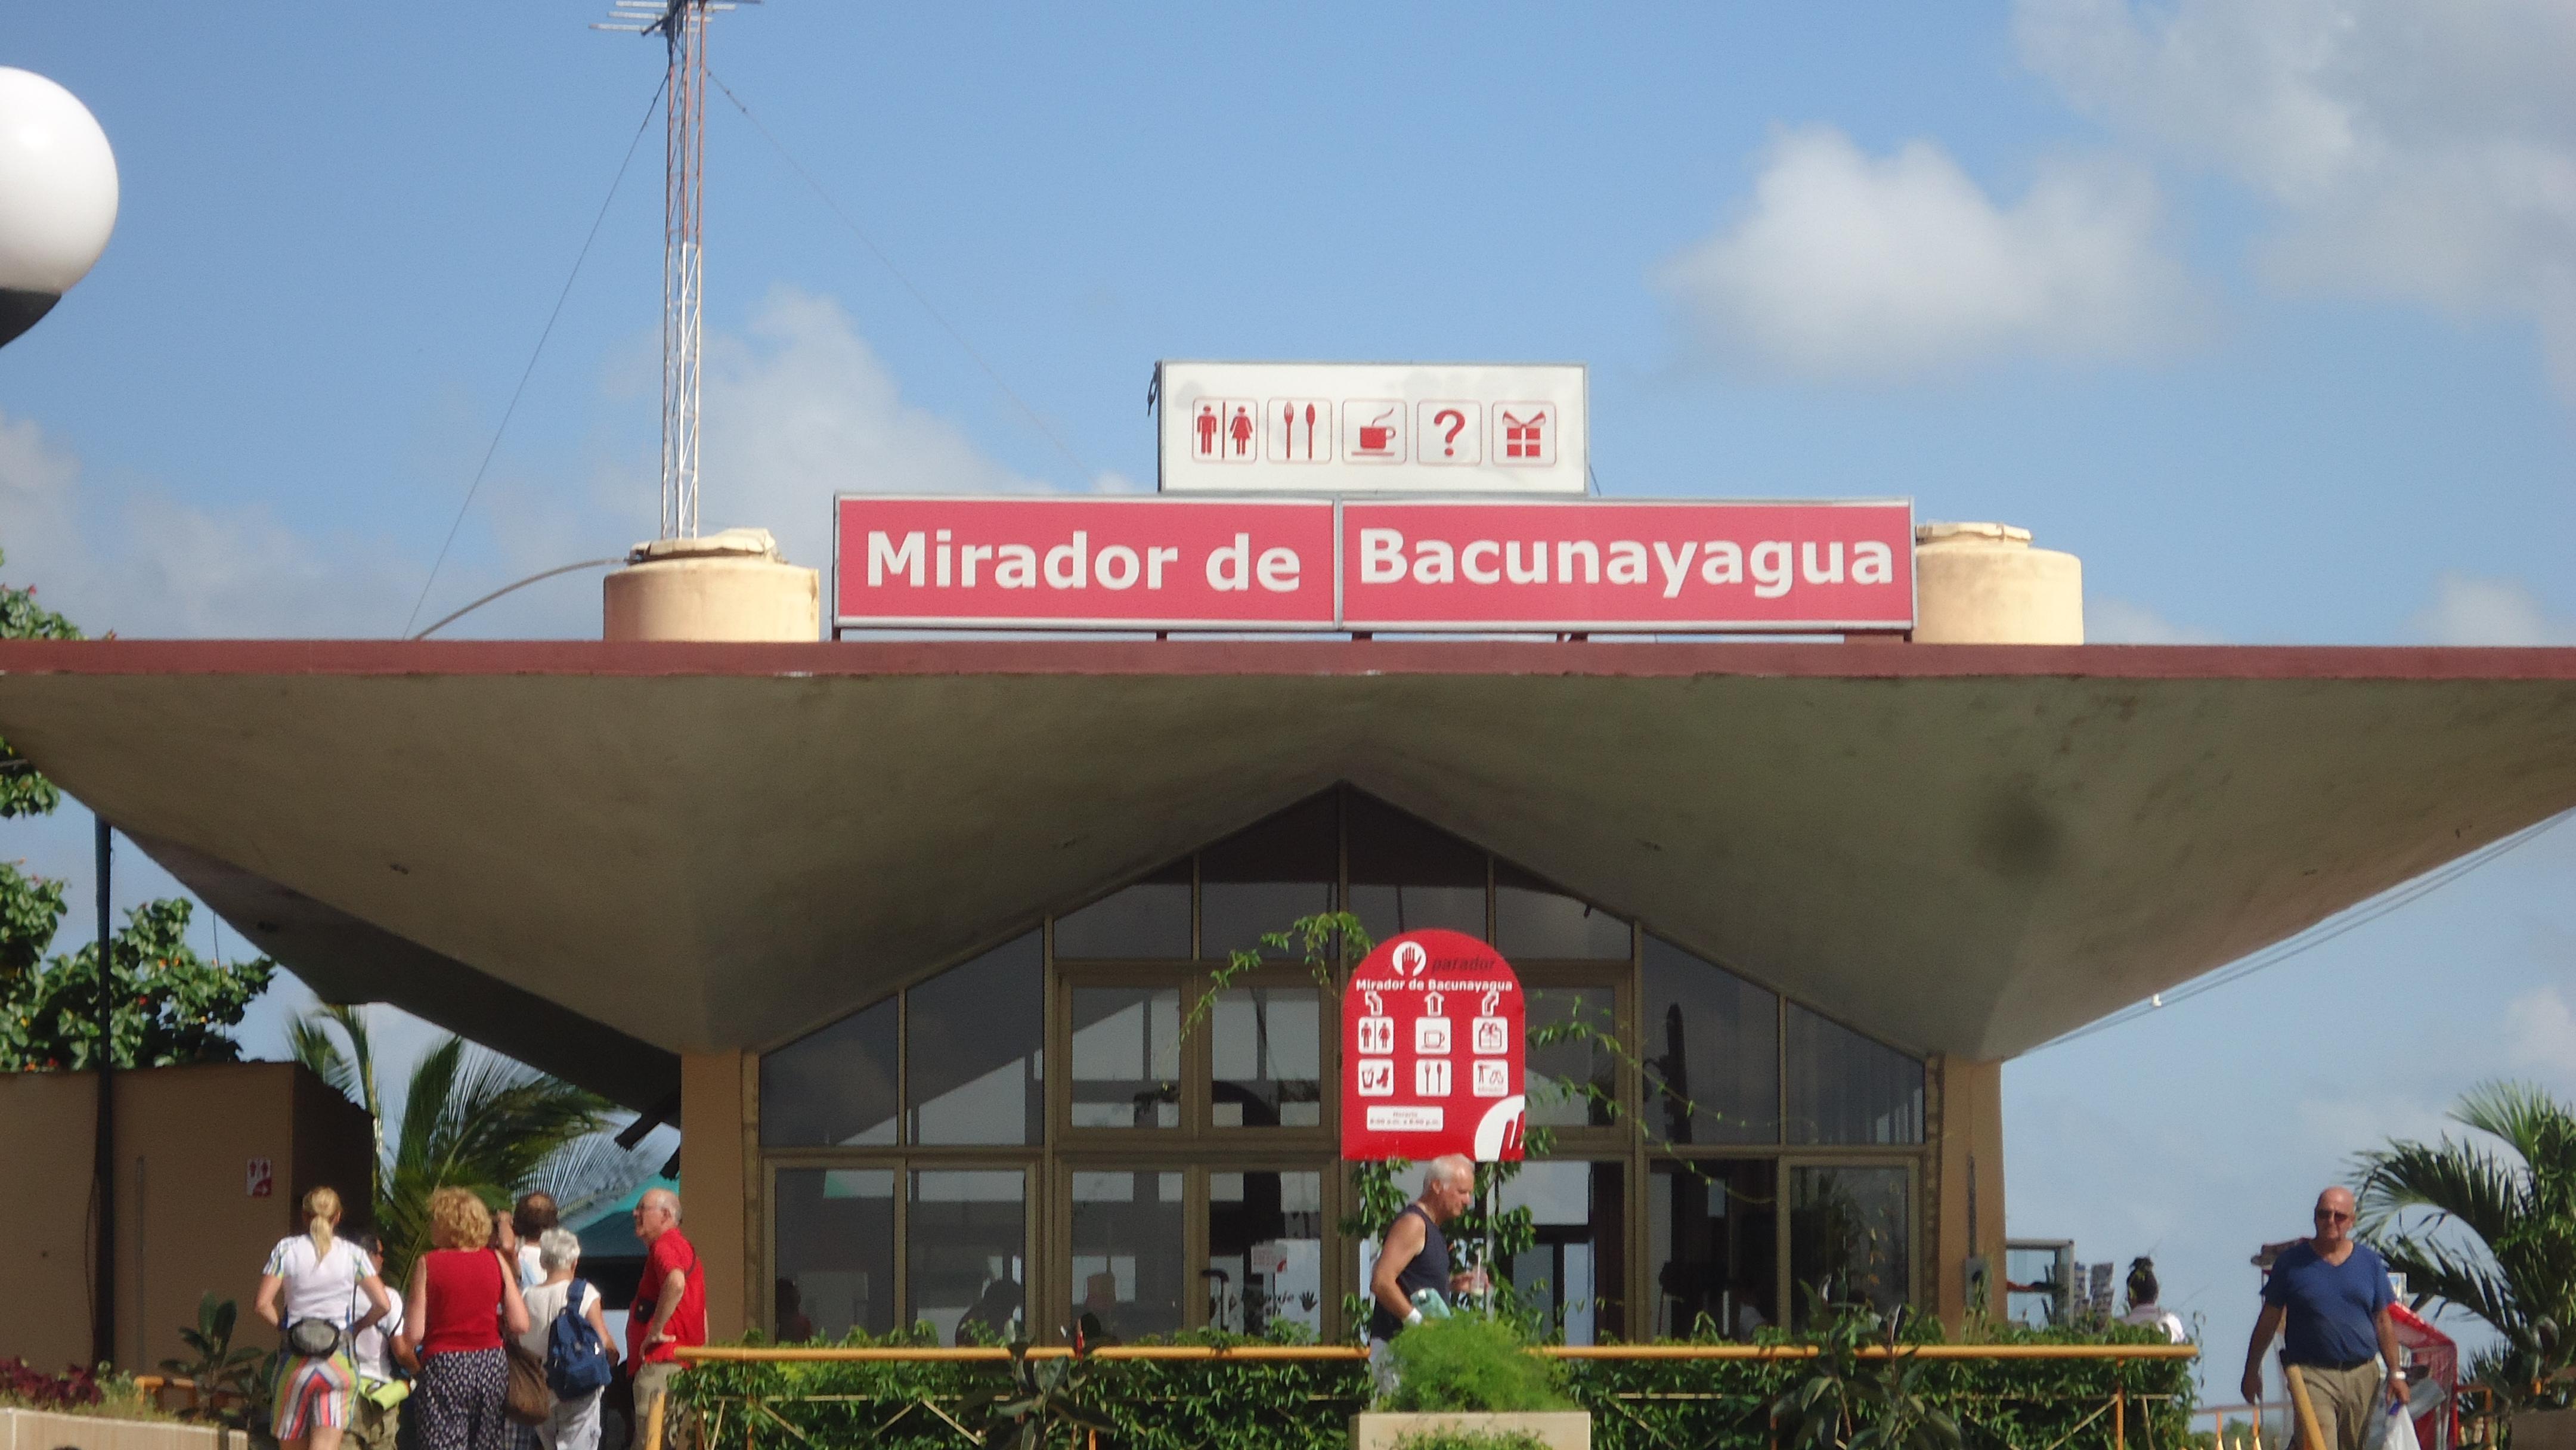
left=3, top=637, right=2572, bottom=1111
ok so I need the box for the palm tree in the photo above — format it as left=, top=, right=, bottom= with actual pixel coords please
left=293, top=1005, right=621, bottom=1281
left=2357, top=1080, right=2576, bottom=1411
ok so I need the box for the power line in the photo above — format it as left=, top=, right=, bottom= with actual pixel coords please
left=2032, top=807, right=2574, bottom=1054
left=705, top=70, right=1096, bottom=484
left=410, top=558, right=624, bottom=640
left=400, top=78, right=667, bottom=638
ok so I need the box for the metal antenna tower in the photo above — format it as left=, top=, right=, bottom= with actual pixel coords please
left=597, top=0, right=755, bottom=540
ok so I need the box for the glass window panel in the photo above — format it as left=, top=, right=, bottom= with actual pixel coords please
left=1527, top=987, right=1618, bottom=1127
left=773, top=1167, right=894, bottom=1341
left=1642, top=936, right=1780, bottom=1145
left=1070, top=1170, right=1187, bottom=1341
left=908, top=932, right=1045, bottom=1145
left=1784, top=1003, right=1924, bottom=1145
left=909, top=1169, right=1027, bottom=1346
left=1497, top=1160, right=1626, bottom=1344
left=761, top=997, right=899, bottom=1147
left=1055, top=859, right=1191, bottom=959
left=1209, top=988, right=1323, bottom=1128
left=1789, top=1166, right=1912, bottom=1325
left=1494, top=865, right=1631, bottom=960
left=1070, top=987, right=1182, bottom=1128
left=1346, top=792, right=1487, bottom=943
left=1648, top=1160, right=1778, bottom=1340
left=1205, top=1170, right=1325, bottom=1336
left=1200, top=794, right=1336, bottom=958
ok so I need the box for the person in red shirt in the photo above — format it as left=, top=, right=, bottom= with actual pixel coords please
left=627, top=1188, right=704, bottom=1441
left=400, top=1188, right=530, bottom=1450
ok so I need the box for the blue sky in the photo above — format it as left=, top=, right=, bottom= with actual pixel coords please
left=5, top=0, right=2574, bottom=1397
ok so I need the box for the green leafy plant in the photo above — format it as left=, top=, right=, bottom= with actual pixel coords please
left=1392, top=1432, right=1553, bottom=1450
left=2358, top=1080, right=2576, bottom=1412
left=1769, top=1300, right=1961, bottom=1450
left=160, top=1294, right=269, bottom=1425
left=1383, top=1314, right=1574, bottom=1413
left=974, top=1331, right=1119, bottom=1450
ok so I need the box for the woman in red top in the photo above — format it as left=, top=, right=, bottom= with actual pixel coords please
left=400, top=1188, right=530, bottom=1450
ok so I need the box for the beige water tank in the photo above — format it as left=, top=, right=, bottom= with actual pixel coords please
left=603, top=528, right=820, bottom=642
left=1912, top=522, right=2083, bottom=644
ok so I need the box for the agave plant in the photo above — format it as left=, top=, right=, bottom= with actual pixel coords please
left=2358, top=1080, right=2576, bottom=1411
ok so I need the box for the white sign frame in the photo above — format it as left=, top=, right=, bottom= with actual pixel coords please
left=1156, top=361, right=1588, bottom=495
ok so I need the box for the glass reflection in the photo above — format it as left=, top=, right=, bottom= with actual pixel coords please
left=1784, top=1004, right=1924, bottom=1145
left=773, top=1168, right=894, bottom=1340
left=1209, top=988, right=1323, bottom=1128
left=1200, top=795, right=1336, bottom=958
left=1206, top=1170, right=1324, bottom=1335
left=908, top=933, right=1044, bottom=1145
left=1648, top=1160, right=1777, bottom=1340
left=1346, top=793, right=1487, bottom=943
left=1055, top=860, right=1191, bottom=960
left=1496, top=864, right=1631, bottom=959
left=1070, top=987, right=1181, bottom=1128
left=1527, top=987, right=1618, bottom=1127
left=1642, top=936, right=1779, bottom=1145
left=1790, top=1166, right=1911, bottom=1325
left=1070, top=1170, right=1186, bottom=1340
left=909, top=1170, right=1026, bottom=1345
left=1498, top=1160, right=1626, bottom=1344
left=761, top=997, right=899, bottom=1147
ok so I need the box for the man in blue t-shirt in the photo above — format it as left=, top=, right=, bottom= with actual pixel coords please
left=2240, top=1186, right=2407, bottom=1450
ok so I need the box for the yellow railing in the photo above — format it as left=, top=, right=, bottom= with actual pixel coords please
left=649, top=1342, right=2199, bottom=1450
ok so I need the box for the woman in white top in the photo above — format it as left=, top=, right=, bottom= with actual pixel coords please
left=254, top=1186, right=395, bottom=1450
left=2119, top=1256, right=2190, bottom=1344
left=518, top=1228, right=620, bottom=1450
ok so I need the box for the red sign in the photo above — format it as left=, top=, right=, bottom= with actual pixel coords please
left=834, top=496, right=1338, bottom=630
left=1339, top=499, right=1914, bottom=632
left=246, top=1157, right=274, bottom=1197
left=832, top=496, right=1912, bottom=633
left=1340, top=930, right=1526, bottom=1163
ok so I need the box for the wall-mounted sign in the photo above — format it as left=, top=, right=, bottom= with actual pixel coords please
left=833, top=495, right=1912, bottom=634
left=1156, top=362, right=1587, bottom=495
left=246, top=1157, right=274, bottom=1197
left=1340, top=930, right=1526, bottom=1164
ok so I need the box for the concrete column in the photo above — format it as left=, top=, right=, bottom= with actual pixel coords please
left=678, top=1052, right=753, bottom=1342
left=1912, top=522, right=2083, bottom=645
left=1933, top=1056, right=2008, bottom=1329
left=603, top=528, right=820, bottom=643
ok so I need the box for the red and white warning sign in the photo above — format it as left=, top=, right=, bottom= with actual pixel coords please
left=1341, top=930, right=1525, bottom=1163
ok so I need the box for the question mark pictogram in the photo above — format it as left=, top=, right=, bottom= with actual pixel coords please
left=1433, top=408, right=1466, bottom=457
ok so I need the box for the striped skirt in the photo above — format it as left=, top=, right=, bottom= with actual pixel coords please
left=271, top=1349, right=357, bottom=1440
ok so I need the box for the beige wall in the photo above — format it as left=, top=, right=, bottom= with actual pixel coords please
left=1932, top=1056, right=2008, bottom=1328
left=677, top=1051, right=755, bottom=1341
left=0, top=1062, right=373, bottom=1373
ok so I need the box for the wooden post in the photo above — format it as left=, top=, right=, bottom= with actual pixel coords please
left=2286, top=1366, right=2327, bottom=1450
left=645, top=1380, right=669, bottom=1450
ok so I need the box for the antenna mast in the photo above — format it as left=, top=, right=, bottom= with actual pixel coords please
left=597, top=0, right=754, bottom=540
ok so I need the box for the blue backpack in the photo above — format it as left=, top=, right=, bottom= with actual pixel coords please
left=545, top=1279, right=613, bottom=1397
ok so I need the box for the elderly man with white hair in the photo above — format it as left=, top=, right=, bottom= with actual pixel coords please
left=517, top=1229, right=618, bottom=1450
left=628, top=1188, right=705, bottom=1442
left=1366, top=1155, right=1490, bottom=1392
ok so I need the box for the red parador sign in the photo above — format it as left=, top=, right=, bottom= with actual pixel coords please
left=1340, top=930, right=1527, bottom=1163
left=834, top=496, right=1912, bottom=633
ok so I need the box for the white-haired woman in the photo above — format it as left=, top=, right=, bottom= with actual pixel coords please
left=517, top=1228, right=618, bottom=1450
left=254, top=1186, right=394, bottom=1450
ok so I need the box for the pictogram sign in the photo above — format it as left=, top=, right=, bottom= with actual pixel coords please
left=1343, top=401, right=1405, bottom=464
left=1160, top=362, right=1587, bottom=494
left=1340, top=929, right=1525, bottom=1163
left=246, top=1157, right=274, bottom=1197
left=1496, top=404, right=1553, bottom=465
left=1192, top=398, right=1259, bottom=463
left=1416, top=401, right=1481, bottom=465
left=1267, top=399, right=1333, bottom=463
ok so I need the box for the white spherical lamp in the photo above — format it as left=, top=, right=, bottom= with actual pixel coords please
left=0, top=67, right=119, bottom=349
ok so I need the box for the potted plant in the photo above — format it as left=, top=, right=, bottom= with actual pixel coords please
left=1353, top=1314, right=1589, bottom=1450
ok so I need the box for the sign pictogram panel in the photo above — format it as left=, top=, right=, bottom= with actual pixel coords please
left=1160, top=362, right=1586, bottom=494
left=1340, top=929, right=1525, bottom=1163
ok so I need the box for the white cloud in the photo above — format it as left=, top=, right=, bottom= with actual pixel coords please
left=2086, top=597, right=2222, bottom=643
left=1658, top=127, right=2202, bottom=380
left=2407, top=574, right=2576, bottom=646
left=2017, top=0, right=2576, bottom=401
left=2506, top=984, right=2576, bottom=1077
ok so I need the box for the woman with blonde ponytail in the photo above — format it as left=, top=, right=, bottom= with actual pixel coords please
left=255, top=1185, right=394, bottom=1450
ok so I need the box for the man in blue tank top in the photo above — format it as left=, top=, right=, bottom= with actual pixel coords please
left=2240, top=1186, right=2407, bottom=1450
left=1367, top=1156, right=1488, bottom=1392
